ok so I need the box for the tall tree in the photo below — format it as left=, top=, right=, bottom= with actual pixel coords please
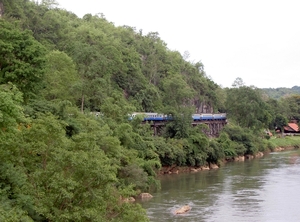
left=283, top=95, right=300, bottom=121
left=226, top=86, right=272, bottom=129
left=0, top=83, right=25, bottom=130
left=42, top=50, right=79, bottom=103
left=232, top=77, right=245, bottom=88
left=0, top=20, right=46, bottom=103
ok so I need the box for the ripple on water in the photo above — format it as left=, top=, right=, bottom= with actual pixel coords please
left=142, top=151, right=300, bottom=222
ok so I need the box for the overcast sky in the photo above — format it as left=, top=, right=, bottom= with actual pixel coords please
left=54, top=0, right=300, bottom=88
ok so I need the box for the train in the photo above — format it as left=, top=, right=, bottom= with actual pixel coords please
left=129, top=112, right=226, bottom=121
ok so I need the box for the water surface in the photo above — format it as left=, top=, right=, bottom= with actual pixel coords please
left=140, top=150, right=300, bottom=222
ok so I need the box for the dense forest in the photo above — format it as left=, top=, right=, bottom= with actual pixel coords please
left=262, top=86, right=300, bottom=99
left=1, top=0, right=300, bottom=221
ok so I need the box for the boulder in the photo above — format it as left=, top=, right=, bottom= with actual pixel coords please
left=234, top=156, right=245, bottom=161
left=209, top=163, right=219, bottom=169
left=274, top=147, right=285, bottom=152
left=172, top=169, right=179, bottom=174
left=190, top=168, right=199, bottom=172
left=138, top=193, right=153, bottom=199
left=122, top=197, right=135, bottom=203
left=201, top=166, right=210, bottom=170
left=245, top=154, right=254, bottom=160
left=175, top=205, right=191, bottom=214
left=255, top=152, right=264, bottom=158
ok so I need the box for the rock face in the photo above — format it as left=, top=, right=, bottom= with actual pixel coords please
left=209, top=163, right=219, bottom=169
left=245, top=154, right=254, bottom=160
left=234, top=156, right=245, bottom=161
left=255, top=152, right=264, bottom=158
left=274, top=147, right=285, bottom=152
left=201, top=166, right=210, bottom=170
left=138, top=193, right=153, bottom=199
left=190, top=168, right=199, bottom=172
left=175, top=205, right=191, bottom=214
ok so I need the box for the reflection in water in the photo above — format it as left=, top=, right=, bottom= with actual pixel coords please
left=140, top=149, right=300, bottom=222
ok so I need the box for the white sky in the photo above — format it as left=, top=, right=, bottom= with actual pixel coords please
left=54, top=0, right=300, bottom=88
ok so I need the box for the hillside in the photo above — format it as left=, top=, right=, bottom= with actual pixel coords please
left=262, top=86, right=300, bottom=99
left=1, top=1, right=300, bottom=221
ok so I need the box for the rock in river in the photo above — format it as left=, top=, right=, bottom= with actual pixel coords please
left=175, top=205, right=191, bottom=214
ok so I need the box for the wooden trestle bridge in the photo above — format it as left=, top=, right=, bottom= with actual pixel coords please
left=143, top=119, right=227, bottom=137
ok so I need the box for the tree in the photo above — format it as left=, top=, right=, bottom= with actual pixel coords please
left=283, top=95, right=300, bottom=121
left=137, top=32, right=169, bottom=86
left=163, top=108, right=193, bottom=139
left=1, top=0, right=26, bottom=19
left=161, top=74, right=195, bottom=109
left=226, top=86, right=272, bottom=129
left=0, top=20, right=46, bottom=103
left=0, top=83, right=25, bottom=130
left=42, top=50, right=79, bottom=103
left=1, top=113, right=149, bottom=221
left=274, top=114, right=288, bottom=133
left=232, top=77, right=245, bottom=88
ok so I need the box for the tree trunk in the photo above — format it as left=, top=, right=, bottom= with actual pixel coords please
left=81, top=94, right=84, bottom=113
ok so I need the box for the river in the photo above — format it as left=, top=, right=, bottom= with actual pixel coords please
left=140, top=149, right=300, bottom=222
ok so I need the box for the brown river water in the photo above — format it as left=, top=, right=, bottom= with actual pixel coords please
left=140, top=149, right=300, bottom=222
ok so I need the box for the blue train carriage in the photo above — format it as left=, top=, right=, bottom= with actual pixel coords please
left=144, top=113, right=165, bottom=121
left=129, top=112, right=226, bottom=121
left=129, top=112, right=165, bottom=121
left=213, top=113, right=227, bottom=120
left=202, top=113, right=214, bottom=120
left=192, top=113, right=226, bottom=121
left=192, top=114, right=202, bottom=121
left=192, top=113, right=214, bottom=121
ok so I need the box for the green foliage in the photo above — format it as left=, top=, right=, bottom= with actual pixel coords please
left=118, top=164, right=148, bottom=190
left=0, top=83, right=25, bottom=130
left=221, top=124, right=271, bottom=155
left=226, top=86, right=272, bottom=129
left=161, top=74, right=195, bottom=109
left=3, top=1, right=298, bottom=220
left=42, top=50, right=79, bottom=103
left=207, top=139, right=225, bottom=163
left=262, top=86, right=300, bottom=99
left=154, top=137, right=186, bottom=166
left=1, top=0, right=27, bottom=19
left=100, top=92, right=135, bottom=124
left=274, top=114, right=288, bottom=131
left=269, top=136, right=300, bottom=148
left=0, top=19, right=46, bottom=102
left=163, top=108, right=193, bottom=139
left=0, top=113, right=150, bottom=221
left=283, top=95, right=300, bottom=121
left=185, top=134, right=209, bottom=166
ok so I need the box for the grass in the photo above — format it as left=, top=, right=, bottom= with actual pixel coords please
left=268, top=135, right=300, bottom=148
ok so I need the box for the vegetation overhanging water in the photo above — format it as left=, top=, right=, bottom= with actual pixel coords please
left=1, top=1, right=300, bottom=221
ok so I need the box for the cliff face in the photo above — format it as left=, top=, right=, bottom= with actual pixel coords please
left=194, top=100, right=213, bottom=113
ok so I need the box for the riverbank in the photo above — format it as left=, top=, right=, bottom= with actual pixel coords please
left=142, top=149, right=300, bottom=222
left=269, top=135, right=300, bottom=149
left=159, top=155, right=261, bottom=175
left=158, top=136, right=300, bottom=175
